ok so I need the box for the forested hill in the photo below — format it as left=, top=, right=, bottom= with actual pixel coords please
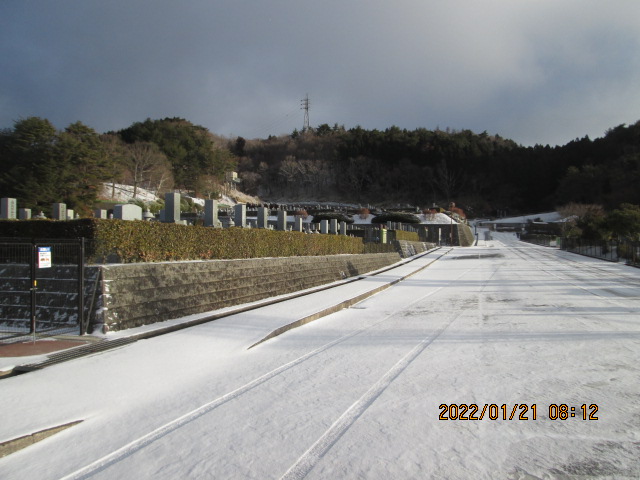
left=235, top=122, right=640, bottom=216
left=1, top=117, right=639, bottom=217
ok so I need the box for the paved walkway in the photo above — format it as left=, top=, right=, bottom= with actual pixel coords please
left=0, top=339, right=90, bottom=358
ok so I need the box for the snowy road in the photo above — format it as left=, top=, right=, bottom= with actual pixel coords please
left=1, top=233, right=640, bottom=479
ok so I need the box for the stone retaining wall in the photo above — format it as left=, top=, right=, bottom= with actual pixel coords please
left=421, top=224, right=475, bottom=246
left=94, top=252, right=402, bottom=332
left=393, top=240, right=435, bottom=258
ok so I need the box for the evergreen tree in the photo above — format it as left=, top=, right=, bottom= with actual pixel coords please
left=0, top=117, right=59, bottom=210
left=55, top=121, right=110, bottom=215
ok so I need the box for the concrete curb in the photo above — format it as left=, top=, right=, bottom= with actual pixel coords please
left=248, top=248, right=451, bottom=349
left=0, top=420, right=83, bottom=458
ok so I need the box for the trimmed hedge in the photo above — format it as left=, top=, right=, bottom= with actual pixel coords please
left=392, top=229, right=420, bottom=242
left=0, top=218, right=98, bottom=239
left=0, top=219, right=366, bottom=263
left=311, top=212, right=354, bottom=224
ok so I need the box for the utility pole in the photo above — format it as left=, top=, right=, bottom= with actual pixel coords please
left=301, top=94, right=310, bottom=132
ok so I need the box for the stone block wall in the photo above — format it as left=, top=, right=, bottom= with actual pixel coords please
left=94, top=252, right=402, bottom=332
left=457, top=223, right=476, bottom=246
left=393, top=240, right=436, bottom=258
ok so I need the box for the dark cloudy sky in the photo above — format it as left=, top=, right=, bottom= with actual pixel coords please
left=1, top=0, right=639, bottom=146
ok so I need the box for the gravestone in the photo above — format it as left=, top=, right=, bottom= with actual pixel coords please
left=277, top=210, right=287, bottom=231
left=293, top=217, right=303, bottom=232
left=1, top=198, right=17, bottom=219
left=330, top=219, right=338, bottom=234
left=320, top=220, right=329, bottom=234
left=340, top=221, right=347, bottom=235
left=164, top=192, right=180, bottom=223
left=114, top=204, right=142, bottom=221
left=204, top=200, right=220, bottom=227
left=257, top=207, right=268, bottom=229
left=19, top=208, right=31, bottom=220
left=52, top=203, right=67, bottom=220
left=94, top=209, right=108, bottom=219
left=67, top=209, right=74, bottom=220
left=234, top=204, right=246, bottom=227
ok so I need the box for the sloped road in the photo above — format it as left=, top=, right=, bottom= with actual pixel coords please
left=1, top=235, right=640, bottom=479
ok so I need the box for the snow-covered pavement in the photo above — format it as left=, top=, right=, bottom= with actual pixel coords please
left=1, top=233, right=639, bottom=479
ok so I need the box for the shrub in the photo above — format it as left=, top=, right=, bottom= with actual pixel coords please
left=371, top=212, right=421, bottom=224
left=393, top=230, right=420, bottom=242
left=293, top=209, right=309, bottom=219
left=311, top=212, right=354, bottom=224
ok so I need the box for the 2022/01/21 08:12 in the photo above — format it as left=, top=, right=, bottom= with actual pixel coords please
left=438, top=403, right=599, bottom=421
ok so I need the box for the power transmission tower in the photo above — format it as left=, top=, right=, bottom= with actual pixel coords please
left=301, top=94, right=310, bottom=131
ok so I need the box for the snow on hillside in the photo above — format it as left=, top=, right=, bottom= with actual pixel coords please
left=100, top=183, right=159, bottom=203
left=100, top=183, right=260, bottom=208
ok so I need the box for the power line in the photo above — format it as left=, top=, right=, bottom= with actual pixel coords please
left=247, top=105, right=301, bottom=139
left=244, top=95, right=311, bottom=139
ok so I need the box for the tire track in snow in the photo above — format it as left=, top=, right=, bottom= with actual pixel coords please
left=59, top=258, right=475, bottom=480
left=279, top=254, right=508, bottom=479
left=58, top=327, right=369, bottom=480
left=279, top=310, right=458, bottom=480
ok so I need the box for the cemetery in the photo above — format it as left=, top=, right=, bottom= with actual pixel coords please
left=1, top=193, right=474, bottom=336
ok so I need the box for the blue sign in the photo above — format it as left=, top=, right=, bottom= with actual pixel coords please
left=38, top=246, right=52, bottom=268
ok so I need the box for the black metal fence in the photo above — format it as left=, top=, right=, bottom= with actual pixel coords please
left=520, top=235, right=640, bottom=267
left=0, top=238, right=87, bottom=343
left=561, top=238, right=640, bottom=266
left=520, top=234, right=560, bottom=247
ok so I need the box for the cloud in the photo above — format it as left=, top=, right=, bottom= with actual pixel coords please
left=1, top=0, right=639, bottom=146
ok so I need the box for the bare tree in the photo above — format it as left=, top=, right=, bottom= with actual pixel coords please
left=278, top=156, right=304, bottom=195
left=125, top=142, right=170, bottom=198
left=436, top=159, right=464, bottom=203
left=99, top=134, right=127, bottom=199
left=201, top=176, right=217, bottom=199
left=556, top=202, right=605, bottom=235
left=345, top=156, right=371, bottom=200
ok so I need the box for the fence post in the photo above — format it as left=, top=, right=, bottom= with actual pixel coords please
left=30, top=242, right=37, bottom=336
left=79, top=238, right=86, bottom=335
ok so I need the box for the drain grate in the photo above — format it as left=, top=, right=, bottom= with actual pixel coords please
left=13, top=337, right=137, bottom=372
